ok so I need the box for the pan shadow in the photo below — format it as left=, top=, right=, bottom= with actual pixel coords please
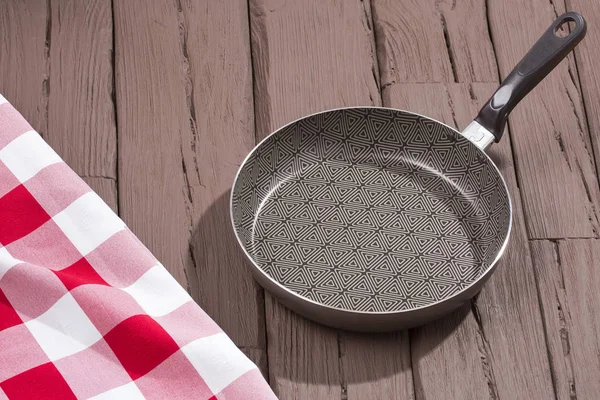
left=191, top=192, right=474, bottom=388
left=338, top=303, right=470, bottom=386
left=487, top=147, right=507, bottom=170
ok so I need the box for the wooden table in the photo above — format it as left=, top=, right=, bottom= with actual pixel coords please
left=2, top=1, right=599, bottom=398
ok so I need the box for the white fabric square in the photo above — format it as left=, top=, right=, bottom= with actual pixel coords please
left=53, top=192, right=125, bottom=255
left=88, top=382, right=144, bottom=400
left=0, top=247, right=21, bottom=280
left=0, top=130, right=62, bottom=182
left=25, top=293, right=102, bottom=361
left=0, top=94, right=7, bottom=106
left=123, top=264, right=191, bottom=317
left=182, top=333, right=256, bottom=394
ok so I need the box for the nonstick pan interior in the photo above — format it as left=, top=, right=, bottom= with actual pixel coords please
left=232, top=108, right=510, bottom=314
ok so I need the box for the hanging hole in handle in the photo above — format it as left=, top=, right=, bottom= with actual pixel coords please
left=554, top=17, right=577, bottom=38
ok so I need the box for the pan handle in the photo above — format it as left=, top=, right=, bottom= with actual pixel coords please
left=463, top=12, right=586, bottom=149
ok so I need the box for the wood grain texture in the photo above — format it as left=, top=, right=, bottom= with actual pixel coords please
left=45, top=0, right=116, bottom=180
left=114, top=0, right=265, bottom=356
left=250, top=0, right=410, bottom=398
left=0, top=1, right=48, bottom=133
left=372, top=0, right=453, bottom=85
left=531, top=239, right=600, bottom=400
left=372, top=0, right=497, bottom=85
left=340, top=331, right=413, bottom=400
left=436, top=0, right=498, bottom=83
left=114, top=0, right=192, bottom=287
left=566, top=0, right=600, bottom=185
left=251, top=0, right=381, bottom=138
left=178, top=0, right=265, bottom=353
left=266, top=299, right=341, bottom=399
left=487, top=0, right=600, bottom=238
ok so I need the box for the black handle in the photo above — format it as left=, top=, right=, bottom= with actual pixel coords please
left=475, top=12, right=586, bottom=142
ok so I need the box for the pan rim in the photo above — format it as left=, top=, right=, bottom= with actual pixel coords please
left=230, top=106, right=513, bottom=316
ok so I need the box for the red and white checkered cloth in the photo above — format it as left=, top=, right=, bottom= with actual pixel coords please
left=0, top=94, right=276, bottom=400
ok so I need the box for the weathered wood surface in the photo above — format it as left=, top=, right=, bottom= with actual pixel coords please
left=341, top=331, right=412, bottom=400
left=2, top=0, right=600, bottom=399
left=531, top=239, right=600, bottom=400
left=113, top=0, right=192, bottom=287
left=113, top=0, right=266, bottom=372
left=176, top=0, right=266, bottom=367
left=567, top=0, right=600, bottom=181
left=0, top=1, right=47, bottom=133
left=373, top=0, right=497, bottom=85
left=45, top=1, right=116, bottom=183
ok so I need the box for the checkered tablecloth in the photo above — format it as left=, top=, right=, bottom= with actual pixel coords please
left=0, top=94, right=276, bottom=400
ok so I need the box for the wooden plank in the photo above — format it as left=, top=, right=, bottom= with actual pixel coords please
left=113, top=0, right=192, bottom=290
left=0, top=1, right=47, bottom=133
left=411, top=306, right=492, bottom=400
left=251, top=0, right=381, bottom=136
left=177, top=0, right=266, bottom=357
left=249, top=0, right=407, bottom=398
left=450, top=83, right=555, bottom=400
left=437, top=0, right=498, bottom=83
left=371, top=0, right=453, bottom=84
left=385, top=83, right=495, bottom=400
left=487, top=0, right=600, bottom=238
left=45, top=0, right=116, bottom=182
left=566, top=0, right=600, bottom=186
left=114, top=0, right=265, bottom=358
left=372, top=0, right=497, bottom=84
left=341, top=331, right=412, bottom=399
left=266, top=299, right=341, bottom=398
left=531, top=239, right=600, bottom=400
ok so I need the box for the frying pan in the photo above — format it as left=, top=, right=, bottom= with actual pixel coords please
left=231, top=12, right=586, bottom=331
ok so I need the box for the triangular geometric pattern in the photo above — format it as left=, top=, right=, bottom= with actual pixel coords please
left=232, top=108, right=510, bottom=313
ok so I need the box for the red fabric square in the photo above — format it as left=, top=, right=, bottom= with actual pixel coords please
left=54, top=258, right=109, bottom=291
left=104, top=315, right=179, bottom=380
left=0, top=289, right=21, bottom=331
left=0, top=362, right=76, bottom=400
left=0, top=185, right=51, bottom=245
